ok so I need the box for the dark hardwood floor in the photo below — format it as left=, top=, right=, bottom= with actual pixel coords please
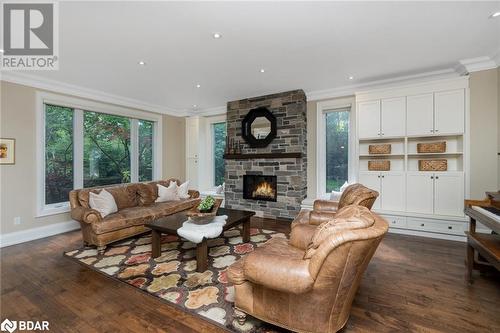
left=1, top=217, right=499, bottom=332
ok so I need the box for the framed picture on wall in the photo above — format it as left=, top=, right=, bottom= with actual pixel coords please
left=0, top=138, right=16, bottom=165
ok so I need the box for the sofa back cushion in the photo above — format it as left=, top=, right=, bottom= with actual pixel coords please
left=137, top=178, right=181, bottom=206
left=78, top=184, right=139, bottom=210
left=338, top=183, right=379, bottom=210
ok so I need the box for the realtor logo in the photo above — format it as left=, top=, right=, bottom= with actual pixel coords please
left=1, top=2, right=59, bottom=70
left=0, top=319, right=17, bottom=333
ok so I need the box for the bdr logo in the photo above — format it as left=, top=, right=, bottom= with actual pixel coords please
left=1, top=318, right=50, bottom=332
left=1, top=2, right=59, bottom=70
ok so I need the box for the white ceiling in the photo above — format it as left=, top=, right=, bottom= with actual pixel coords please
left=5, top=1, right=500, bottom=115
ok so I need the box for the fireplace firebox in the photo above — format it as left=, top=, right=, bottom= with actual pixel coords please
left=243, top=175, right=277, bottom=202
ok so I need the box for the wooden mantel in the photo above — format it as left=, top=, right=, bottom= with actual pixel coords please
left=223, top=152, right=302, bottom=160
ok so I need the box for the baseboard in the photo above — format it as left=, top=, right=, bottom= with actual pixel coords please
left=388, top=227, right=466, bottom=242
left=0, top=220, right=80, bottom=248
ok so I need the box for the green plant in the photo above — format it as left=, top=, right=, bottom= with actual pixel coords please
left=198, top=196, right=216, bottom=211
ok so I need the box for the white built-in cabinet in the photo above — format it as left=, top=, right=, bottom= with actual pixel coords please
left=356, top=77, right=469, bottom=239
left=186, top=117, right=200, bottom=188
left=358, top=97, right=406, bottom=139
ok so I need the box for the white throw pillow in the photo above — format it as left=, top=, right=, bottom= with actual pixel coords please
left=89, top=189, right=118, bottom=218
left=330, top=190, right=342, bottom=201
left=340, top=181, right=350, bottom=192
left=215, top=185, right=224, bottom=194
left=156, top=182, right=180, bottom=202
left=169, top=180, right=190, bottom=199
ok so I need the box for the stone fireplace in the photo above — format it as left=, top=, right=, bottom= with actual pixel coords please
left=224, top=90, right=307, bottom=219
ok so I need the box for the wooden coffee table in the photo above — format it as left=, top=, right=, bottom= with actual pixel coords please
left=145, top=208, right=255, bottom=272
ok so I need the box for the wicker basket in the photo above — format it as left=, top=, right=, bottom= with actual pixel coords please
left=369, top=144, right=391, bottom=155
left=418, top=159, right=447, bottom=171
left=417, top=141, right=446, bottom=153
left=368, top=160, right=390, bottom=171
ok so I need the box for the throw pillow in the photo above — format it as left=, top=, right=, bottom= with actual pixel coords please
left=169, top=180, right=190, bottom=199
left=89, top=189, right=118, bottom=218
left=156, top=182, right=180, bottom=202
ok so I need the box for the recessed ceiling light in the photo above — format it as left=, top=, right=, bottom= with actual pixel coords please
left=260, top=69, right=265, bottom=73
left=348, top=76, right=354, bottom=80
left=0, top=49, right=4, bottom=53
left=193, top=104, right=197, bottom=108
left=138, top=60, right=146, bottom=66
left=196, top=84, right=201, bottom=88
left=489, top=11, right=500, bottom=18
left=213, top=33, right=222, bottom=39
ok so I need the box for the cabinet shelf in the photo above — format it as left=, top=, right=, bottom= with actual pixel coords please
left=407, top=132, right=464, bottom=139
left=407, top=152, right=463, bottom=157
left=359, top=154, right=405, bottom=158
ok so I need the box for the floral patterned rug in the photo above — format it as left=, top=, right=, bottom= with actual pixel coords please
left=64, top=226, right=288, bottom=332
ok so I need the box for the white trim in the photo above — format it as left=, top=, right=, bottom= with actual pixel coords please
left=195, top=105, right=227, bottom=117
left=0, top=220, right=80, bottom=248
left=458, top=56, right=498, bottom=74
left=316, top=98, right=355, bottom=197
left=73, top=110, right=84, bottom=188
left=1, top=71, right=188, bottom=116
left=204, top=115, right=227, bottom=189
left=130, top=119, right=139, bottom=183
left=388, top=227, right=465, bottom=242
left=307, top=68, right=459, bottom=101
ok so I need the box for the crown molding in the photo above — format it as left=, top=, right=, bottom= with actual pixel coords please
left=192, top=105, right=227, bottom=117
left=306, top=68, right=458, bottom=101
left=0, top=71, right=189, bottom=117
left=457, top=56, right=498, bottom=74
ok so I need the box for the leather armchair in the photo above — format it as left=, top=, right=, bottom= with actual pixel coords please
left=228, top=206, right=388, bottom=333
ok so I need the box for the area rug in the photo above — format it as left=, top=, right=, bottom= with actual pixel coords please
left=64, top=226, right=288, bottom=332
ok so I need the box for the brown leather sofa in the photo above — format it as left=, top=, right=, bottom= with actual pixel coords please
left=227, top=205, right=388, bottom=333
left=69, top=178, right=200, bottom=252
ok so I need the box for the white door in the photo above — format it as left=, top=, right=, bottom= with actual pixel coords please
left=406, top=172, right=434, bottom=214
left=406, top=94, right=434, bottom=136
left=186, top=117, right=199, bottom=158
left=434, top=172, right=464, bottom=216
left=434, top=89, right=465, bottom=135
left=358, top=172, right=381, bottom=210
left=186, top=158, right=199, bottom=188
left=381, top=97, right=406, bottom=137
left=380, top=172, right=405, bottom=211
left=358, top=100, right=381, bottom=139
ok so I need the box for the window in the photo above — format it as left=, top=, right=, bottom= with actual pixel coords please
left=325, top=110, right=350, bottom=192
left=45, top=104, right=74, bottom=205
left=41, top=97, right=159, bottom=214
left=316, top=99, right=354, bottom=196
left=212, top=122, right=227, bottom=186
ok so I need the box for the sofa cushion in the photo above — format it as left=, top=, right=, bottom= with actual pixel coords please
left=78, top=184, right=138, bottom=210
left=137, top=183, right=156, bottom=206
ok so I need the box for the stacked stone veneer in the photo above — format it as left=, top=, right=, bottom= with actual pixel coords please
left=224, top=90, right=307, bottom=219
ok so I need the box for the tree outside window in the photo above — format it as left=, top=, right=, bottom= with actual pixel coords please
left=213, top=122, right=227, bottom=186
left=325, top=110, right=349, bottom=192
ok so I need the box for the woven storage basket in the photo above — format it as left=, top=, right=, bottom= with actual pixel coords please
left=417, top=141, right=446, bottom=153
left=418, top=159, right=447, bottom=171
left=368, top=160, right=390, bottom=171
left=369, top=144, right=391, bottom=154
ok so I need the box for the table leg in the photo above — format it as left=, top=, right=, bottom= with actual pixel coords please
left=196, top=238, right=208, bottom=272
left=466, top=242, right=474, bottom=284
left=151, top=230, right=161, bottom=259
left=242, top=218, right=251, bottom=243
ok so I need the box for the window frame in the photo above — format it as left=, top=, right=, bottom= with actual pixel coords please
left=204, top=115, right=227, bottom=190
left=36, top=92, right=163, bottom=217
left=316, top=99, right=357, bottom=197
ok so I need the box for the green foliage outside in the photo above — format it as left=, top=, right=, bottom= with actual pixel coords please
left=45, top=104, right=154, bottom=205
left=213, top=122, right=227, bottom=186
left=325, top=111, right=349, bottom=192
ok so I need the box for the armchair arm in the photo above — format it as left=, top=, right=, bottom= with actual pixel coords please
left=188, top=189, right=200, bottom=199
left=290, top=209, right=311, bottom=228
left=71, top=206, right=102, bottom=224
left=309, top=211, right=337, bottom=226
left=244, top=250, right=314, bottom=294
left=313, top=199, right=339, bottom=212
left=289, top=223, right=317, bottom=250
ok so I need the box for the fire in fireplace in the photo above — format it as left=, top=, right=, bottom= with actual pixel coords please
left=243, top=175, right=277, bottom=202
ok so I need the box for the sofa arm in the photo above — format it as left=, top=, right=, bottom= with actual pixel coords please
left=71, top=206, right=102, bottom=224
left=309, top=211, right=337, bottom=226
left=313, top=199, right=339, bottom=212
left=289, top=223, right=317, bottom=250
left=243, top=250, right=314, bottom=294
left=188, top=190, right=200, bottom=199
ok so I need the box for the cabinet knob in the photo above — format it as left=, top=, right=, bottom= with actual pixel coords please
left=435, top=176, right=439, bottom=179
left=430, top=129, right=434, bottom=133
left=420, top=223, right=425, bottom=227
left=435, top=129, right=439, bottom=132
left=448, top=226, right=452, bottom=230
left=381, top=133, right=384, bottom=136
left=382, top=175, right=385, bottom=178
left=431, top=176, right=434, bottom=179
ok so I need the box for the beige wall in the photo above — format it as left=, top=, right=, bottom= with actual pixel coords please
left=469, top=69, right=499, bottom=198
left=0, top=81, right=185, bottom=235
left=498, top=67, right=500, bottom=188
left=306, top=100, right=317, bottom=198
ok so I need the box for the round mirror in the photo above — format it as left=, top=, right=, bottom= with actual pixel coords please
left=251, top=116, right=271, bottom=139
left=241, top=107, right=277, bottom=148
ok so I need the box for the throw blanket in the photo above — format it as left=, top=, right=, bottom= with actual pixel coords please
left=177, top=215, right=228, bottom=243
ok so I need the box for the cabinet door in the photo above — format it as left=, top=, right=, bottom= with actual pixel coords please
left=381, top=97, right=406, bottom=137
left=406, top=172, right=434, bottom=214
left=186, top=118, right=199, bottom=158
left=358, top=100, right=381, bottom=139
left=186, top=158, right=199, bottom=188
left=406, top=94, right=434, bottom=136
left=434, top=89, right=464, bottom=135
left=380, top=172, right=405, bottom=211
left=358, top=172, right=381, bottom=210
left=434, top=172, right=464, bottom=216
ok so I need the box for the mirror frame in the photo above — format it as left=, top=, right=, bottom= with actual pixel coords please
left=241, top=107, right=277, bottom=148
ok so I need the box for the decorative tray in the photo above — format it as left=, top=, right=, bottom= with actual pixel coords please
left=186, top=198, right=223, bottom=219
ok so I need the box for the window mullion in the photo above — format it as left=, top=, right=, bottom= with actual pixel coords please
left=74, top=109, right=84, bottom=189
left=130, top=119, right=139, bottom=183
